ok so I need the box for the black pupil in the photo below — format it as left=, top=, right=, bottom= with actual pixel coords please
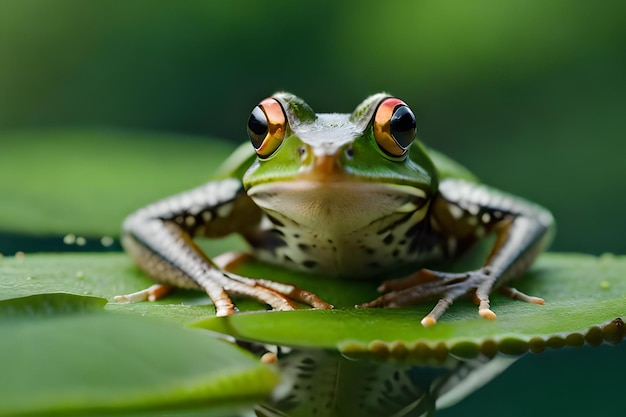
left=247, top=106, right=268, bottom=149
left=389, top=105, right=416, bottom=149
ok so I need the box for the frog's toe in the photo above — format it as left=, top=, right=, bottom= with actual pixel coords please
left=227, top=282, right=298, bottom=312
left=420, top=297, right=454, bottom=327
left=499, top=286, right=544, bottom=305
left=376, top=269, right=440, bottom=292
left=251, top=278, right=333, bottom=309
left=113, top=284, right=174, bottom=303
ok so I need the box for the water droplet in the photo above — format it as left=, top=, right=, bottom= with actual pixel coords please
left=63, top=234, right=76, bottom=245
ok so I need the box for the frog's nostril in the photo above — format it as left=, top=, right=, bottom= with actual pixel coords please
left=298, top=146, right=308, bottom=160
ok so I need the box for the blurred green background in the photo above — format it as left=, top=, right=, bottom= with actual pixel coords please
left=1, top=1, right=625, bottom=416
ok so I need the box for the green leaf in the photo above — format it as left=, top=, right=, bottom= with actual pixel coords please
left=0, top=313, right=277, bottom=416
left=0, top=292, right=106, bottom=318
left=0, top=129, right=235, bottom=237
left=3, top=252, right=625, bottom=361
left=1, top=252, right=221, bottom=323
left=195, top=253, right=626, bottom=359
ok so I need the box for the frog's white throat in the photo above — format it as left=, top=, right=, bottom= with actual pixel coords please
left=247, top=181, right=428, bottom=235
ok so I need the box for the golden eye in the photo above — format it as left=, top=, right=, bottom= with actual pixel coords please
left=373, top=98, right=417, bottom=157
left=247, top=98, right=287, bottom=158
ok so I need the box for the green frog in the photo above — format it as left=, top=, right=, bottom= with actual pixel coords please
left=116, top=93, right=554, bottom=326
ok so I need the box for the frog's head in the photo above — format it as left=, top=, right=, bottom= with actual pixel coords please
left=243, top=93, right=438, bottom=233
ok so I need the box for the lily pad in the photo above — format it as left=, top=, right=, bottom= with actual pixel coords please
left=1, top=252, right=251, bottom=324
left=195, top=253, right=626, bottom=358
left=0, top=292, right=106, bottom=318
left=0, top=312, right=277, bottom=416
left=2, top=252, right=625, bottom=360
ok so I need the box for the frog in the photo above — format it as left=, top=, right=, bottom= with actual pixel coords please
left=116, top=92, right=554, bottom=327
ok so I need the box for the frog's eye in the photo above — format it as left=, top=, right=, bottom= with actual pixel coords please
left=373, top=98, right=417, bottom=158
left=247, top=98, right=287, bottom=158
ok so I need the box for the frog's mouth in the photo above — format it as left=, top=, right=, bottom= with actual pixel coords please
left=247, top=181, right=429, bottom=234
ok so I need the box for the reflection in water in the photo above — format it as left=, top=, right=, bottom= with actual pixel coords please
left=253, top=347, right=516, bottom=417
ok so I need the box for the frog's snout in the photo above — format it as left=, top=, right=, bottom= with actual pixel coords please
left=312, top=153, right=340, bottom=177
left=298, top=144, right=351, bottom=181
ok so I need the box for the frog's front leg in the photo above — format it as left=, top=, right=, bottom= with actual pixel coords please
left=116, top=178, right=332, bottom=316
left=361, top=179, right=554, bottom=327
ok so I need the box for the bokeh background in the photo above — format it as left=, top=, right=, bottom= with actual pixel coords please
left=1, top=1, right=625, bottom=416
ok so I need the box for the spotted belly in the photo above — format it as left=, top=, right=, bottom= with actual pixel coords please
left=251, top=208, right=445, bottom=278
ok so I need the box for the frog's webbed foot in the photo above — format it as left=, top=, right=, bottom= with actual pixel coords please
left=114, top=257, right=332, bottom=317
left=114, top=275, right=332, bottom=316
left=221, top=272, right=333, bottom=315
left=213, top=252, right=332, bottom=314
left=359, top=268, right=543, bottom=327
